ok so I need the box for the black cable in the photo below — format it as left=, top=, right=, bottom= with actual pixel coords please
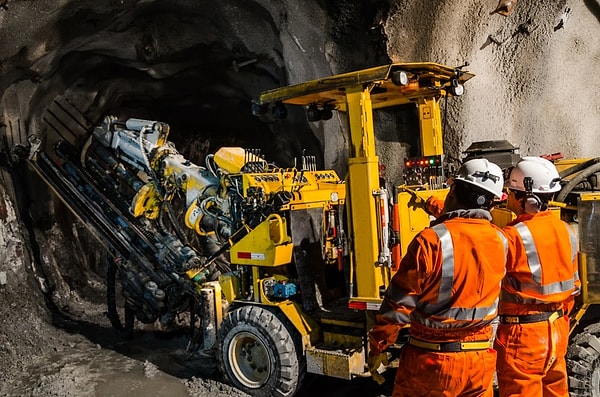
left=106, top=256, right=123, bottom=330
left=556, top=162, right=600, bottom=202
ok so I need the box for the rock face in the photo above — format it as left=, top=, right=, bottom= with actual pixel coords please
left=0, top=1, right=599, bottom=396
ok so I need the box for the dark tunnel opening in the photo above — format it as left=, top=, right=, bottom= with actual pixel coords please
left=35, top=50, right=321, bottom=168
left=20, top=1, right=328, bottom=172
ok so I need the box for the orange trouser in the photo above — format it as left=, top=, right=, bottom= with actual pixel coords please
left=494, top=315, right=570, bottom=397
left=392, top=345, right=496, bottom=397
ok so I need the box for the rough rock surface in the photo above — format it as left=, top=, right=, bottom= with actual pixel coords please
left=1, top=1, right=599, bottom=396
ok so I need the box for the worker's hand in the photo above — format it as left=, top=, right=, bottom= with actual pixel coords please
left=403, top=186, right=425, bottom=205
left=367, top=351, right=389, bottom=385
left=424, top=195, right=444, bottom=218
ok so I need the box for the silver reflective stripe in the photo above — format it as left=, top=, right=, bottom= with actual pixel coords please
left=429, top=299, right=498, bottom=321
left=385, top=284, right=418, bottom=308
left=379, top=299, right=411, bottom=324
left=512, top=221, right=578, bottom=297
left=418, top=299, right=499, bottom=322
left=500, top=290, right=541, bottom=304
left=381, top=310, right=411, bottom=324
left=431, top=224, right=454, bottom=307
left=515, top=223, right=542, bottom=284
left=416, top=224, right=501, bottom=323
left=497, top=230, right=508, bottom=259
left=566, top=223, right=581, bottom=293
left=501, top=289, right=573, bottom=305
left=411, top=310, right=494, bottom=329
left=504, top=275, right=575, bottom=295
left=565, top=223, right=578, bottom=265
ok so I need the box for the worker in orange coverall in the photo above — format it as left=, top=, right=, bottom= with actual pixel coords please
left=368, top=158, right=508, bottom=397
left=495, top=157, right=580, bottom=397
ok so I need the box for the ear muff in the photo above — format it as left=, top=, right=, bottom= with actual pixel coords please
left=476, top=195, right=486, bottom=206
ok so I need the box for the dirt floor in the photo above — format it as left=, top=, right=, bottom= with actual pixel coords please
left=0, top=280, right=391, bottom=397
left=0, top=300, right=392, bottom=397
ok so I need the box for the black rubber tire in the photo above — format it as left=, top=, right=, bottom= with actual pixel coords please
left=567, top=322, right=600, bottom=396
left=216, top=305, right=305, bottom=397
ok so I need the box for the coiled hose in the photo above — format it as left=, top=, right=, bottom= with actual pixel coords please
left=555, top=158, right=600, bottom=203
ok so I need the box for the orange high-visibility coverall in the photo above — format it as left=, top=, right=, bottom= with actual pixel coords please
left=494, top=211, right=580, bottom=397
left=369, top=210, right=508, bottom=397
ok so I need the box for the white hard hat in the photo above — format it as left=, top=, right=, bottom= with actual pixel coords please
left=506, top=156, right=561, bottom=193
left=454, top=158, right=504, bottom=199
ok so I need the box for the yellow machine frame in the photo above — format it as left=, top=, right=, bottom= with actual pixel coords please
left=257, top=63, right=473, bottom=306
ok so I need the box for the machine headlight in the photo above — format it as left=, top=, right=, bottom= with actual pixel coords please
left=449, top=79, right=464, bottom=96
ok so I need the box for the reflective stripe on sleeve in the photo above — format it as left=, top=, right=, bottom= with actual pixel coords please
left=433, top=224, right=455, bottom=307
left=497, top=229, right=508, bottom=261
left=379, top=298, right=412, bottom=324
left=515, top=223, right=542, bottom=284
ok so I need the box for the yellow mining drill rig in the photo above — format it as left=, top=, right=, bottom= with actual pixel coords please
left=16, top=62, right=600, bottom=396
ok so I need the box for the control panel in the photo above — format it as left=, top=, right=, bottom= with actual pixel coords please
left=403, top=155, right=447, bottom=189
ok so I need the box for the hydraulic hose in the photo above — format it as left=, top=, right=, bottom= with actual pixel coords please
left=555, top=161, right=600, bottom=203
left=106, top=256, right=123, bottom=330
left=137, top=127, right=189, bottom=245
left=106, top=256, right=133, bottom=337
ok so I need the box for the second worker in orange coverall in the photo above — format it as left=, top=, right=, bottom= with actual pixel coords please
left=368, top=158, right=508, bottom=397
left=495, top=156, right=580, bottom=397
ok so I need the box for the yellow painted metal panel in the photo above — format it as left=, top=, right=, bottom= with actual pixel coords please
left=230, top=215, right=293, bottom=266
left=256, top=62, right=474, bottom=108
left=218, top=273, right=239, bottom=303
left=348, top=157, right=386, bottom=299
left=580, top=192, right=600, bottom=201
left=396, top=189, right=448, bottom=256
left=491, top=207, right=516, bottom=228
left=418, top=98, right=444, bottom=156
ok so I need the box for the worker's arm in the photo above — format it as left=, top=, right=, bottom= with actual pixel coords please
left=401, top=186, right=445, bottom=218
left=368, top=232, right=433, bottom=354
left=367, top=232, right=433, bottom=384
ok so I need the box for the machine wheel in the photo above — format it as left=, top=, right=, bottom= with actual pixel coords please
left=216, top=305, right=305, bottom=397
left=567, top=322, right=600, bottom=396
